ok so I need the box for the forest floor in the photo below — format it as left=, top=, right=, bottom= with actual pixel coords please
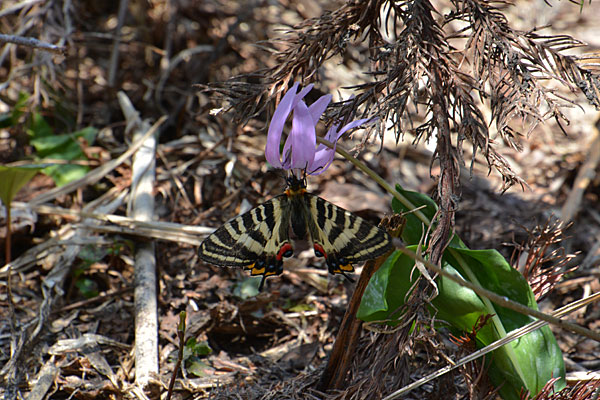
left=1, top=0, right=599, bottom=399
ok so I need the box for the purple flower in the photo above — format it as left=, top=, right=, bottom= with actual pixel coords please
left=265, top=83, right=371, bottom=175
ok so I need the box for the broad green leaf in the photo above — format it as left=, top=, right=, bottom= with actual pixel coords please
left=0, top=165, right=41, bottom=206
left=30, top=127, right=97, bottom=159
left=359, top=249, right=565, bottom=399
left=27, top=112, right=53, bottom=138
left=26, top=112, right=98, bottom=187
left=360, top=187, right=565, bottom=399
left=444, top=248, right=565, bottom=399
left=42, top=164, right=89, bottom=187
left=392, top=184, right=465, bottom=248
left=357, top=249, right=413, bottom=321
left=30, top=135, right=81, bottom=158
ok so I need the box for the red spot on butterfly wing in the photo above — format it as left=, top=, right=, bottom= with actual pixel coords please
left=277, top=242, right=294, bottom=261
left=313, top=243, right=327, bottom=258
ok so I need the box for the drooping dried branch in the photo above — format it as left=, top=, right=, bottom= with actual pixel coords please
left=208, top=0, right=377, bottom=121
left=447, top=0, right=599, bottom=142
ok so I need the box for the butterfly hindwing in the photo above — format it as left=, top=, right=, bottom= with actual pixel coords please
left=303, top=193, right=393, bottom=274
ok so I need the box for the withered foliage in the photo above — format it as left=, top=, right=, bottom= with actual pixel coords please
left=509, top=218, right=576, bottom=300
left=210, top=0, right=600, bottom=263
left=526, top=377, right=600, bottom=400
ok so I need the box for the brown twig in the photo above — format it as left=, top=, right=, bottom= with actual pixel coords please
left=166, top=311, right=187, bottom=400
left=107, top=0, right=129, bottom=87
left=52, top=287, right=132, bottom=314
left=0, top=33, right=65, bottom=54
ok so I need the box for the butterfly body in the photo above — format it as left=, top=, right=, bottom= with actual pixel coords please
left=199, top=176, right=393, bottom=289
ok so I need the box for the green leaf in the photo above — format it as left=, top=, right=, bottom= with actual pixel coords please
left=359, top=247, right=565, bottom=399
left=357, top=249, right=411, bottom=322
left=186, top=358, right=211, bottom=377
left=26, top=113, right=97, bottom=187
left=360, top=187, right=565, bottom=399
left=391, top=184, right=467, bottom=249
left=0, top=92, right=31, bottom=128
left=75, top=277, right=99, bottom=298
left=287, top=303, right=315, bottom=312
left=42, top=164, right=89, bottom=187
left=30, top=127, right=97, bottom=159
left=0, top=165, right=41, bottom=206
left=29, top=134, right=74, bottom=157
left=78, top=245, right=110, bottom=268
left=107, top=242, right=126, bottom=256
left=183, top=338, right=213, bottom=377
left=444, top=248, right=565, bottom=399
left=184, top=338, right=212, bottom=357
left=73, top=126, right=98, bottom=144
left=27, top=112, right=54, bottom=139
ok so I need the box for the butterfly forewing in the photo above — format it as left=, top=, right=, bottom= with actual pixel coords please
left=304, top=194, right=393, bottom=269
left=198, top=195, right=291, bottom=267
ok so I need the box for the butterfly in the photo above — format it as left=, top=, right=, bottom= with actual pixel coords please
left=198, top=176, right=393, bottom=290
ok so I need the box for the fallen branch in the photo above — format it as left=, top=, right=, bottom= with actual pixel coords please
left=118, top=91, right=161, bottom=397
left=0, top=33, right=65, bottom=54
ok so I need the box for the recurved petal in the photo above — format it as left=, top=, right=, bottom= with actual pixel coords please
left=309, top=124, right=339, bottom=175
left=265, top=82, right=300, bottom=168
left=335, top=118, right=370, bottom=139
left=308, top=118, right=372, bottom=175
left=308, top=94, right=332, bottom=125
left=294, top=84, right=314, bottom=107
left=288, top=100, right=316, bottom=170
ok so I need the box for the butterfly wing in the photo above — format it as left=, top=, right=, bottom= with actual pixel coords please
left=198, top=194, right=294, bottom=287
left=302, top=193, right=393, bottom=275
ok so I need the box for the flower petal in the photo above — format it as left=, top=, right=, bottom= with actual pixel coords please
left=332, top=117, right=371, bottom=139
left=288, top=99, right=316, bottom=170
left=265, top=82, right=300, bottom=168
left=308, top=118, right=372, bottom=175
left=293, top=84, right=314, bottom=107
left=308, top=124, right=340, bottom=175
left=308, top=94, right=332, bottom=125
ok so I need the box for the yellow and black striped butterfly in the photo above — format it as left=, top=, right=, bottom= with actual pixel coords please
left=198, top=176, right=393, bottom=289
